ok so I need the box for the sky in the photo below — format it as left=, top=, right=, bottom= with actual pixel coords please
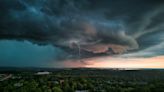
left=0, top=0, right=164, bottom=68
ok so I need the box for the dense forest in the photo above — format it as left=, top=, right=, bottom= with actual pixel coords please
left=0, top=68, right=164, bottom=92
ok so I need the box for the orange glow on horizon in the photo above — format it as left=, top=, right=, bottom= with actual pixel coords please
left=84, top=56, right=164, bottom=68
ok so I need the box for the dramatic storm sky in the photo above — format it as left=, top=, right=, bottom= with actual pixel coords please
left=0, top=0, right=164, bottom=68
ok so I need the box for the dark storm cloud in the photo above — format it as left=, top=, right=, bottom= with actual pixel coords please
left=0, top=0, right=164, bottom=60
left=0, top=40, right=66, bottom=67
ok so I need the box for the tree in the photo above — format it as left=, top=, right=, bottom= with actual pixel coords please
left=52, top=87, right=62, bottom=92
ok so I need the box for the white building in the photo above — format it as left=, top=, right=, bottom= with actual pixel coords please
left=36, top=71, right=50, bottom=75
left=14, top=83, right=23, bottom=87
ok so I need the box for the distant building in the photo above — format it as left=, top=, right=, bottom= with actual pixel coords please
left=11, top=76, right=22, bottom=79
left=14, top=83, right=23, bottom=87
left=59, top=79, right=65, bottom=84
left=51, top=81, right=59, bottom=84
left=36, top=71, right=50, bottom=75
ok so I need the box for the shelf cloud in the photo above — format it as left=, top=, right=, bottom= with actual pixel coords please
left=0, top=0, right=164, bottom=67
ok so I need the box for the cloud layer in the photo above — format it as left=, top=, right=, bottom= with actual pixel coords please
left=0, top=0, right=164, bottom=64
